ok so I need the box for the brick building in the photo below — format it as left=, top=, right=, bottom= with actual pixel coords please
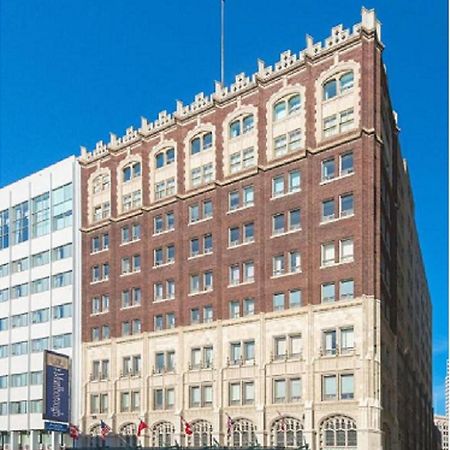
left=78, top=8, right=434, bottom=449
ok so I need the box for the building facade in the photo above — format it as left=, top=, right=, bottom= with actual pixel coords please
left=0, top=157, right=81, bottom=450
left=78, top=8, right=434, bottom=450
left=435, top=415, right=448, bottom=450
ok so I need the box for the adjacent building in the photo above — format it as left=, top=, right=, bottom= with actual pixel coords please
left=0, top=157, right=81, bottom=450
left=435, top=415, right=448, bottom=450
left=77, top=8, right=434, bottom=450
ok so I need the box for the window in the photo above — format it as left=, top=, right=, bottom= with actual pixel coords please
left=323, top=71, right=354, bottom=100
left=155, top=177, right=175, bottom=200
left=321, top=242, right=335, bottom=266
left=31, top=250, right=49, bottom=268
left=322, top=199, right=335, bottom=221
left=154, top=315, right=163, bottom=331
left=340, top=238, right=354, bottom=262
left=243, top=340, right=255, bottom=362
left=340, top=194, right=354, bottom=217
left=0, top=209, right=9, bottom=250
left=11, top=313, right=28, bottom=328
left=31, top=308, right=50, bottom=324
left=93, top=201, right=110, bottom=222
left=53, top=303, right=72, bottom=320
left=191, top=132, right=213, bottom=155
left=31, top=277, right=50, bottom=294
left=289, top=289, right=302, bottom=308
left=52, top=270, right=72, bottom=288
left=273, top=293, right=285, bottom=311
left=321, top=415, right=357, bottom=447
left=120, top=390, right=140, bottom=412
left=154, top=245, right=174, bottom=266
left=53, top=243, right=72, bottom=261
left=340, top=152, right=354, bottom=175
left=30, top=371, right=43, bottom=385
left=32, top=192, right=50, bottom=237
left=52, top=333, right=72, bottom=349
left=31, top=337, right=48, bottom=353
left=191, top=163, right=214, bottom=187
left=321, top=159, right=335, bottom=181
left=339, top=108, right=354, bottom=132
left=229, top=147, right=255, bottom=173
left=122, top=162, right=141, bottom=182
left=12, top=201, right=29, bottom=244
left=321, top=283, right=336, bottom=303
left=323, top=375, right=337, bottom=400
left=273, top=94, right=301, bottom=121
left=273, top=129, right=302, bottom=157
left=323, top=330, right=337, bottom=355
left=289, top=209, right=301, bottom=230
left=274, top=337, right=286, bottom=359
left=10, top=401, right=27, bottom=414
left=155, top=147, right=176, bottom=168
left=0, top=318, right=7, bottom=331
left=121, top=288, right=141, bottom=308
left=153, top=211, right=174, bottom=234
left=272, top=176, right=284, bottom=197
left=189, top=200, right=213, bottom=223
left=273, top=255, right=284, bottom=276
left=0, top=263, right=8, bottom=278
left=121, top=255, right=141, bottom=274
left=122, top=190, right=142, bottom=211
left=243, top=298, right=255, bottom=316
left=274, top=379, right=286, bottom=403
left=11, top=282, right=28, bottom=299
left=273, top=213, right=285, bottom=235
left=323, top=79, right=337, bottom=100
left=190, top=308, right=200, bottom=324
left=52, top=183, right=72, bottom=230
left=229, top=301, right=240, bottom=319
left=92, top=173, right=110, bottom=194
left=229, top=114, right=254, bottom=138
left=228, top=186, right=254, bottom=212
left=340, top=327, right=354, bottom=354
left=243, top=261, right=254, bottom=282
left=204, top=305, right=213, bottom=323
left=153, top=388, right=175, bottom=410
left=340, top=279, right=354, bottom=300
left=229, top=381, right=254, bottom=406
left=204, top=234, right=213, bottom=253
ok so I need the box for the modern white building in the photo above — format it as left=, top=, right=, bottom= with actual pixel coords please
left=0, top=156, right=81, bottom=450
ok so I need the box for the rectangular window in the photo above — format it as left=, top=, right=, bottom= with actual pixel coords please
left=321, top=242, right=335, bottom=266
left=53, top=243, right=72, bottom=261
left=243, top=298, right=255, bottom=316
left=340, top=193, right=354, bottom=217
left=243, top=222, right=254, bottom=243
left=289, top=251, right=301, bottom=272
left=229, top=265, right=240, bottom=286
left=243, top=261, right=254, bottom=282
left=322, top=199, right=335, bottom=221
left=52, top=183, right=73, bottom=230
left=273, top=255, right=284, bottom=276
left=243, top=340, right=255, bottom=362
left=323, top=115, right=338, bottom=138
left=289, top=289, right=302, bottom=308
left=229, top=301, right=240, bottom=319
left=340, top=279, right=354, bottom=300
left=290, top=378, right=302, bottom=401
left=340, top=152, right=354, bottom=175
left=31, top=192, right=50, bottom=238
left=190, top=386, right=201, bottom=407
left=321, top=283, right=336, bottom=303
left=273, top=293, right=285, bottom=311
left=323, top=375, right=337, bottom=400
left=243, top=381, right=255, bottom=405
left=321, top=158, right=335, bottom=181
left=12, top=201, right=29, bottom=244
left=272, top=176, right=284, bottom=197
left=339, top=108, right=354, bottom=132
left=273, top=213, right=285, bottom=235
left=229, top=227, right=240, bottom=247
left=340, top=238, right=354, bottom=262
left=0, top=209, right=9, bottom=250
left=243, top=186, right=254, bottom=207
left=289, top=170, right=301, bottom=192
left=340, top=327, right=354, bottom=353
left=229, top=382, right=241, bottom=405
left=289, top=209, right=301, bottom=230
left=154, top=315, right=163, bottom=331
left=274, top=379, right=286, bottom=403
left=323, top=330, right=337, bottom=355
left=274, top=337, right=287, bottom=359
left=190, top=308, right=200, bottom=324
left=340, top=374, right=354, bottom=399
left=204, top=233, right=213, bottom=253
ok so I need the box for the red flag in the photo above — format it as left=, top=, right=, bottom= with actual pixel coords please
left=137, top=419, right=149, bottom=437
left=69, top=424, right=79, bottom=440
left=181, top=416, right=193, bottom=435
left=100, top=420, right=111, bottom=440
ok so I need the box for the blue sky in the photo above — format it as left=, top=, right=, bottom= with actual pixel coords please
left=0, top=0, right=448, bottom=412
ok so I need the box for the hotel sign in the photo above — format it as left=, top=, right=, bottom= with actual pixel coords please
left=43, top=350, right=70, bottom=423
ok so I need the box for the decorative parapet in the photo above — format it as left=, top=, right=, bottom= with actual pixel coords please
left=78, top=7, right=381, bottom=163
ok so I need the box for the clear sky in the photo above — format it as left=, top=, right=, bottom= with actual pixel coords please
left=0, top=0, right=448, bottom=412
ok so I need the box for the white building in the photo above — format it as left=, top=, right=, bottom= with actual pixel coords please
left=0, top=156, right=81, bottom=450
left=435, top=415, right=449, bottom=450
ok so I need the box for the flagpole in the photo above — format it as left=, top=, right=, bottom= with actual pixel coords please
left=220, top=0, right=225, bottom=85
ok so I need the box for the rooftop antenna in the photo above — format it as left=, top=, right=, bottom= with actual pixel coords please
left=220, top=0, right=225, bottom=85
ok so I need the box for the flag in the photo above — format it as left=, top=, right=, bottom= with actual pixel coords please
left=137, top=419, right=149, bottom=437
left=69, top=424, right=79, bottom=440
left=226, top=413, right=234, bottom=435
left=181, top=416, right=192, bottom=435
left=277, top=411, right=286, bottom=431
left=100, top=420, right=111, bottom=440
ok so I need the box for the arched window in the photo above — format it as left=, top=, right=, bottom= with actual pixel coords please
left=120, top=423, right=137, bottom=447
left=227, top=418, right=257, bottom=447
left=92, top=174, right=110, bottom=194
left=273, top=94, right=301, bottom=121
left=191, top=132, right=213, bottom=155
left=323, top=71, right=354, bottom=100
left=155, top=148, right=176, bottom=169
left=151, top=421, right=175, bottom=447
left=229, top=114, right=254, bottom=138
left=89, top=424, right=102, bottom=447
left=187, top=420, right=212, bottom=447
left=270, top=416, right=304, bottom=447
left=122, top=162, right=141, bottom=182
left=320, top=415, right=357, bottom=449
